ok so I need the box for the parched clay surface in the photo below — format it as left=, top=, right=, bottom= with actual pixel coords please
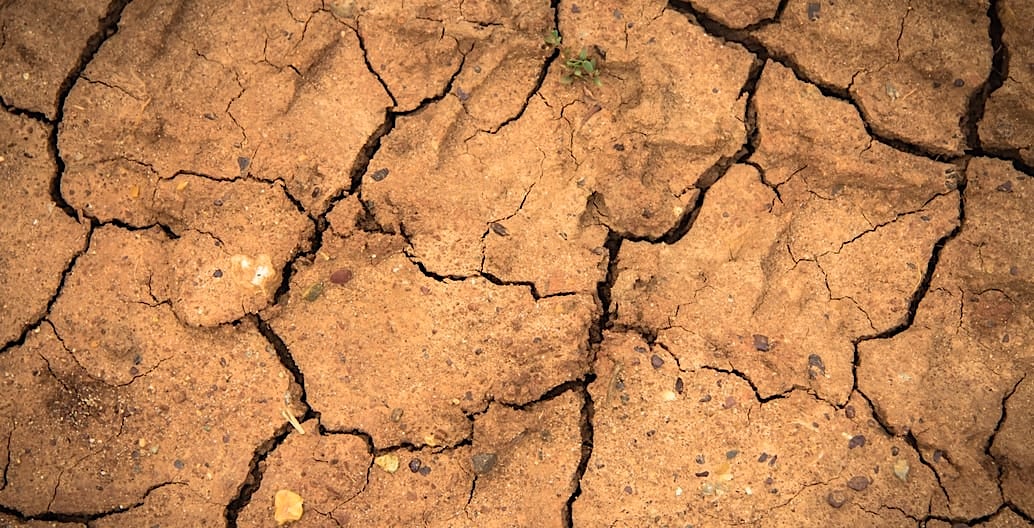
left=1, top=0, right=1031, bottom=526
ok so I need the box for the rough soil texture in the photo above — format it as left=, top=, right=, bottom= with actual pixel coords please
left=0, top=0, right=1031, bottom=527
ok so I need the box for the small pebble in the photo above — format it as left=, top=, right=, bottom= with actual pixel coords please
left=408, top=458, right=422, bottom=473
left=571, top=4, right=580, bottom=13
left=695, top=454, right=705, bottom=464
left=650, top=354, right=664, bottom=368
left=330, top=268, right=353, bottom=284
left=891, top=446, right=900, bottom=456
left=623, top=485, right=633, bottom=494
left=613, top=143, right=625, bottom=151
left=370, top=168, right=389, bottom=181
left=471, top=453, right=498, bottom=475
left=893, top=459, right=910, bottom=481
left=213, top=269, right=223, bottom=278
left=694, top=471, right=709, bottom=477
left=418, top=465, right=431, bottom=476
left=845, top=405, right=856, bottom=419
left=726, top=450, right=739, bottom=459
left=807, top=354, right=826, bottom=378
left=390, top=408, right=404, bottom=422
left=826, top=490, right=847, bottom=508
left=848, top=435, right=866, bottom=449
left=674, top=377, right=684, bottom=393
left=699, top=394, right=712, bottom=403
left=752, top=334, right=770, bottom=352
left=996, top=180, right=1013, bottom=192
left=722, top=396, right=736, bottom=409
left=847, top=476, right=869, bottom=491
left=758, top=453, right=769, bottom=463
left=237, top=156, right=250, bottom=171
left=933, top=450, right=945, bottom=463
left=174, top=459, right=185, bottom=470
left=953, top=78, right=965, bottom=87
left=490, top=222, right=509, bottom=236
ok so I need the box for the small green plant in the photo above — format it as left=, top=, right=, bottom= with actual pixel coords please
left=543, top=29, right=602, bottom=87
left=561, top=48, right=601, bottom=86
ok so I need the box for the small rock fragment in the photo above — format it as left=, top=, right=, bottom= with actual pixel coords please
left=807, top=2, right=821, bottom=21
left=996, top=180, right=1013, bottom=192
left=302, top=282, right=325, bottom=302
left=752, top=334, right=770, bottom=351
left=674, top=377, right=684, bottom=393
left=274, top=489, right=304, bottom=525
left=390, top=408, right=404, bottom=422
left=408, top=458, right=422, bottom=473
left=370, top=168, right=389, bottom=181
left=726, top=450, right=739, bottom=459
left=848, top=435, right=866, bottom=449
left=650, top=354, right=664, bottom=368
left=847, top=476, right=869, bottom=491
left=722, top=396, right=737, bottom=409
left=472, top=452, right=498, bottom=475
left=807, top=354, right=826, bottom=378
left=893, top=459, right=910, bottom=481
left=237, top=156, right=250, bottom=171
left=845, top=405, right=856, bottom=419
left=374, top=454, right=400, bottom=473
left=330, top=268, right=353, bottom=285
left=826, top=490, right=847, bottom=508
left=490, top=222, right=508, bottom=236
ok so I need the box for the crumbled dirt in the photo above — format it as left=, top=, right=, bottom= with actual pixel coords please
left=1, top=0, right=1032, bottom=526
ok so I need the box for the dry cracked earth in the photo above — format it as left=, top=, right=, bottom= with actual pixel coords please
left=0, top=0, right=1032, bottom=527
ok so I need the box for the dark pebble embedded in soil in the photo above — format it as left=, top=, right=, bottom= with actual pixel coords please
left=213, top=269, right=223, bottom=278
left=695, top=471, right=709, bottom=477
left=722, top=396, right=736, bottom=409
left=752, top=334, right=769, bottom=352
left=826, top=490, right=847, bottom=508
left=848, top=435, right=866, bottom=449
left=891, top=446, right=900, bottom=456
left=330, top=268, right=353, bottom=285
left=623, top=485, right=633, bottom=494
left=807, top=354, right=826, bottom=378
left=996, top=180, right=1013, bottom=192
left=472, top=453, right=498, bottom=475
left=237, top=156, right=250, bottom=171
left=370, top=168, right=389, bottom=181
left=650, top=354, right=664, bottom=368
left=758, top=453, right=769, bottom=463
left=675, top=377, right=684, bottom=393
left=845, top=405, right=856, bottom=419
left=409, top=458, right=422, bottom=473
left=174, top=459, right=185, bottom=470
left=418, top=465, right=431, bottom=476
left=807, top=2, right=821, bottom=20
left=490, top=222, right=509, bottom=236
left=699, top=394, right=712, bottom=403
left=847, top=476, right=870, bottom=491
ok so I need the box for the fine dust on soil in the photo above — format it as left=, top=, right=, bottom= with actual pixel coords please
left=0, top=0, right=1032, bottom=527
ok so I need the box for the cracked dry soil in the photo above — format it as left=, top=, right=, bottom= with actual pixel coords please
left=0, top=0, right=1032, bottom=527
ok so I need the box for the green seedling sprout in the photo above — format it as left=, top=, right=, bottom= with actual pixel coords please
left=543, top=29, right=602, bottom=87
